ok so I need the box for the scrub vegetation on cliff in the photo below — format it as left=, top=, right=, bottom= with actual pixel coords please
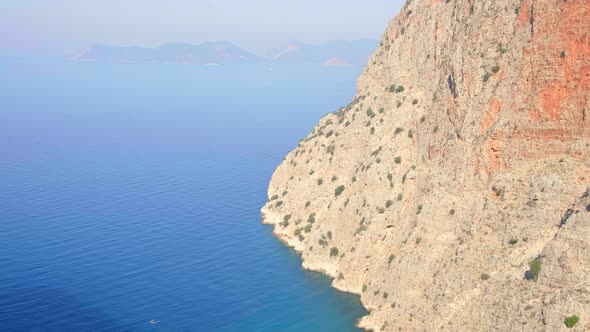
left=263, top=0, right=590, bottom=330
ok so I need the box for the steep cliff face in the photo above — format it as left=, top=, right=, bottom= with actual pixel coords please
left=261, top=1, right=590, bottom=331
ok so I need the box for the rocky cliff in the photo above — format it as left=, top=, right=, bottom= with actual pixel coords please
left=261, top=0, right=590, bottom=330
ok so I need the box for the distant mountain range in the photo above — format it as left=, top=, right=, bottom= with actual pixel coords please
left=73, top=40, right=377, bottom=67
left=72, top=41, right=262, bottom=65
left=266, top=40, right=377, bottom=66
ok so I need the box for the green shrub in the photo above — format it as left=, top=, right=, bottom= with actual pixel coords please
left=394, top=157, right=402, bottom=164
left=330, top=247, right=339, bottom=257
left=284, top=214, right=292, bottom=223
left=416, top=205, right=423, bottom=215
left=397, top=193, right=403, bottom=201
left=326, top=145, right=335, bottom=155
left=304, top=223, right=312, bottom=233
left=560, top=50, right=566, bottom=58
left=305, top=201, right=311, bottom=208
left=483, top=72, right=492, bottom=82
left=386, top=200, right=394, bottom=208
left=355, top=225, right=367, bottom=236
left=378, top=207, right=385, bottom=214
left=395, top=85, right=405, bottom=93
left=412, top=99, right=418, bottom=105
left=331, top=176, right=338, bottom=182
left=327, top=231, right=332, bottom=239
left=383, top=292, right=389, bottom=299
left=408, top=129, right=414, bottom=138
left=564, top=315, right=580, bottom=328
left=480, top=273, right=490, bottom=280
left=389, top=85, right=396, bottom=93
left=318, top=178, right=323, bottom=186
left=388, top=254, right=396, bottom=264
left=395, top=127, right=404, bottom=135
left=325, top=130, right=334, bottom=138
left=276, top=201, right=283, bottom=207
left=335, top=185, right=345, bottom=197
left=420, top=115, right=426, bottom=123
left=396, top=101, right=402, bottom=108
left=509, top=238, right=519, bottom=245
left=362, top=284, right=368, bottom=292
left=270, top=194, right=279, bottom=201
left=307, top=213, right=316, bottom=224
left=529, top=258, right=542, bottom=281
left=450, top=209, right=456, bottom=215
left=492, top=65, right=500, bottom=73
left=416, top=237, right=422, bottom=244
left=366, top=109, right=376, bottom=118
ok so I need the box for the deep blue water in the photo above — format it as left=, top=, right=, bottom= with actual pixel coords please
left=0, top=58, right=367, bottom=331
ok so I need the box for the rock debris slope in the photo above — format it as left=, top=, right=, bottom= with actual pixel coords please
left=261, top=0, right=590, bottom=330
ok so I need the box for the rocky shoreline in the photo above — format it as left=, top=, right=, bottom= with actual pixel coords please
left=262, top=1, right=590, bottom=330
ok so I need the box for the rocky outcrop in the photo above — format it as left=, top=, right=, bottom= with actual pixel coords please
left=262, top=1, right=590, bottom=331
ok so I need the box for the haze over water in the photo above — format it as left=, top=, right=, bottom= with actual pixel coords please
left=0, top=59, right=368, bottom=331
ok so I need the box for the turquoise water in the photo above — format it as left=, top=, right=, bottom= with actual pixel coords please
left=0, top=59, right=367, bottom=331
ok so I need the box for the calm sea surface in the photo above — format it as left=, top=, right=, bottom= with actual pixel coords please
left=0, top=58, right=367, bottom=331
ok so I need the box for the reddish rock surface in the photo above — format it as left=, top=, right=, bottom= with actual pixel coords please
left=262, top=1, right=590, bottom=330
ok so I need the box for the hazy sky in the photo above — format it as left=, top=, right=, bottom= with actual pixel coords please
left=0, top=0, right=403, bottom=55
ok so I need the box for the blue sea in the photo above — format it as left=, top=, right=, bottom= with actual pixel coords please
left=0, top=58, right=367, bottom=331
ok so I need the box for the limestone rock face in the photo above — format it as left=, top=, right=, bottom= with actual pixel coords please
left=261, top=1, right=590, bottom=331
